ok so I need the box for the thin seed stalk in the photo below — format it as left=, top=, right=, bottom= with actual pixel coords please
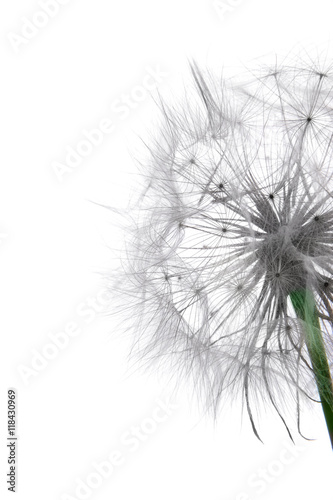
left=290, top=289, right=333, bottom=449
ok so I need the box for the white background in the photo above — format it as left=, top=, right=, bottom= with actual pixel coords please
left=1, top=1, right=333, bottom=499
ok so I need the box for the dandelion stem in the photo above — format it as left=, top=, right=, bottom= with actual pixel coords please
left=290, top=289, right=333, bottom=449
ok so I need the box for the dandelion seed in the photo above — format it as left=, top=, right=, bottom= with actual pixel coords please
left=110, top=51, right=333, bottom=447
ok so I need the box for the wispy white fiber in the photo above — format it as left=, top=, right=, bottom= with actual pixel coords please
left=108, top=51, right=333, bottom=442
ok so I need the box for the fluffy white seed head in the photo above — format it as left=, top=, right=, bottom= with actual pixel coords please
left=110, top=53, right=333, bottom=441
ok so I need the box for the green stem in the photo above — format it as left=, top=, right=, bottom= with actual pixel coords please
left=290, top=289, right=333, bottom=449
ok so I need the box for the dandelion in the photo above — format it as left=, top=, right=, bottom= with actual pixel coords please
left=110, top=52, right=333, bottom=447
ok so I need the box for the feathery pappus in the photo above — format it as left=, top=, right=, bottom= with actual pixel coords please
left=109, top=52, right=333, bottom=444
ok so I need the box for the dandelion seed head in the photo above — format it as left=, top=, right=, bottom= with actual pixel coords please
left=111, top=50, right=333, bottom=442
